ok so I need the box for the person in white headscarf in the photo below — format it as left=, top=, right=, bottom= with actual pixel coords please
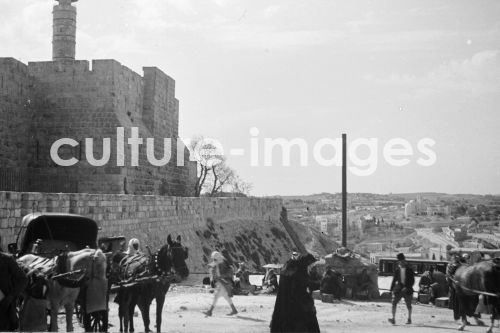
left=203, top=251, right=238, bottom=317
left=125, top=238, right=141, bottom=256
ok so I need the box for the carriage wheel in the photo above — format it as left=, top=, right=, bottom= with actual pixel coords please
left=83, top=310, right=108, bottom=332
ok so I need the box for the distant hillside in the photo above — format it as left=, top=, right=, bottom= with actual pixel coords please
left=275, top=192, right=499, bottom=205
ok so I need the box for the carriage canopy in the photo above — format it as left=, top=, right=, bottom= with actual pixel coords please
left=19, top=213, right=99, bottom=255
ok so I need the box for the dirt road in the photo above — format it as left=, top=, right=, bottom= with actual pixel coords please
left=59, top=286, right=496, bottom=332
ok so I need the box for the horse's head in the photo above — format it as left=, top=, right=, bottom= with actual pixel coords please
left=153, top=243, right=174, bottom=277
left=153, top=235, right=189, bottom=280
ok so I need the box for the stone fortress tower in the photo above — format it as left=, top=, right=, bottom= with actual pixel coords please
left=52, top=0, right=78, bottom=61
left=0, top=0, right=197, bottom=195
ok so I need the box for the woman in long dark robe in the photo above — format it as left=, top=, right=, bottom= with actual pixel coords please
left=270, top=253, right=320, bottom=333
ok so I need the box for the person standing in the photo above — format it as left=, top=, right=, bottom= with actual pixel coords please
left=388, top=253, right=415, bottom=325
left=203, top=251, right=238, bottom=316
left=270, top=253, right=320, bottom=332
left=0, top=235, right=29, bottom=331
left=446, top=254, right=463, bottom=317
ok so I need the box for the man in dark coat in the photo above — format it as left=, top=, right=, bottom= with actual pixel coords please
left=388, top=253, right=415, bottom=325
left=447, top=254, right=464, bottom=317
left=270, top=253, right=320, bottom=333
left=0, top=235, right=29, bottom=331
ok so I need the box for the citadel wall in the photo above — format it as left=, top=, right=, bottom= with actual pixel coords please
left=0, top=192, right=294, bottom=272
left=0, top=58, right=196, bottom=196
left=0, top=58, right=32, bottom=169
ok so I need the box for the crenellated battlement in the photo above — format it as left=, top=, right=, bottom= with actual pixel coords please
left=0, top=0, right=195, bottom=196
left=0, top=56, right=195, bottom=195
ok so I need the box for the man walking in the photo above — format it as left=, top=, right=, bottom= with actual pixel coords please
left=203, top=251, right=238, bottom=316
left=0, top=235, right=28, bottom=331
left=388, top=253, right=415, bottom=325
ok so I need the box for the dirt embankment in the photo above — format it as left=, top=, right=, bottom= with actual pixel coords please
left=190, top=217, right=296, bottom=272
left=287, top=220, right=339, bottom=256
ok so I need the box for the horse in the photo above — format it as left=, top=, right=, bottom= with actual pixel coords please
left=453, top=258, right=500, bottom=333
left=114, top=234, right=189, bottom=333
left=17, top=248, right=107, bottom=332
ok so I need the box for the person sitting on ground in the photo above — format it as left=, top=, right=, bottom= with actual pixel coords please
left=260, top=269, right=279, bottom=295
left=307, top=265, right=322, bottom=295
left=234, top=262, right=254, bottom=295
left=419, top=266, right=437, bottom=303
left=320, top=268, right=345, bottom=300
left=355, top=268, right=373, bottom=300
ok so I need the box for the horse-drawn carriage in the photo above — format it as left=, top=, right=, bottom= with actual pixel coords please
left=8, top=213, right=108, bottom=332
left=8, top=213, right=190, bottom=333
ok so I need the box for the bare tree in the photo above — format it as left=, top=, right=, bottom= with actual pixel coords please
left=230, top=175, right=252, bottom=196
left=188, top=136, right=251, bottom=197
left=208, top=160, right=234, bottom=196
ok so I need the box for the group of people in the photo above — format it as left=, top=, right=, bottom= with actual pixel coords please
left=204, top=250, right=321, bottom=332
left=4, top=231, right=497, bottom=333
left=388, top=252, right=470, bottom=326
left=388, top=251, right=499, bottom=330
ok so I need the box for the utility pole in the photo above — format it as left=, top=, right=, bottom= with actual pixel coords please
left=342, top=133, right=347, bottom=248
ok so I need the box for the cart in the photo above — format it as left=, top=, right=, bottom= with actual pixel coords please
left=9, top=213, right=108, bottom=332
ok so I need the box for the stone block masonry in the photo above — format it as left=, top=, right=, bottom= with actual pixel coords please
left=0, top=192, right=298, bottom=273
left=1, top=0, right=196, bottom=196
left=0, top=57, right=196, bottom=196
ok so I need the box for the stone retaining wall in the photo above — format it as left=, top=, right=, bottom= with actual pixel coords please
left=0, top=192, right=297, bottom=272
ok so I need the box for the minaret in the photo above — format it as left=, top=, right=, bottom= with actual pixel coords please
left=52, top=0, right=78, bottom=61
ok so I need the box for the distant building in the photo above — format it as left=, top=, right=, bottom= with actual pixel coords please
left=427, top=205, right=451, bottom=216
left=404, top=196, right=450, bottom=218
left=443, top=226, right=468, bottom=242
left=427, top=247, right=448, bottom=261
left=315, top=214, right=340, bottom=235
left=462, top=240, right=483, bottom=249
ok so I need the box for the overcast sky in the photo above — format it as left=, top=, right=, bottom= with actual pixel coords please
left=1, top=0, right=499, bottom=196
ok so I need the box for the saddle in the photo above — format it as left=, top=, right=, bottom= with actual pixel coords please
left=16, top=257, right=54, bottom=299
left=25, top=256, right=58, bottom=276
left=21, top=253, right=87, bottom=290
left=119, top=253, right=150, bottom=282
